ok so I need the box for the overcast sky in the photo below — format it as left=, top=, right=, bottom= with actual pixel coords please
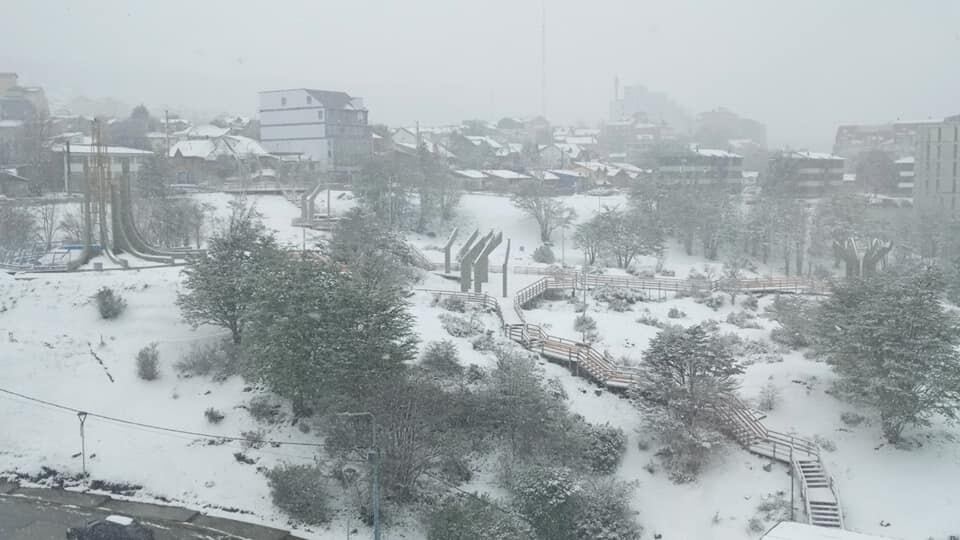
left=4, top=0, right=959, bottom=149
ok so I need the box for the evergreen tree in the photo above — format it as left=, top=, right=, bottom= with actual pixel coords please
left=242, top=254, right=417, bottom=409
left=813, top=267, right=960, bottom=442
left=176, top=202, right=279, bottom=344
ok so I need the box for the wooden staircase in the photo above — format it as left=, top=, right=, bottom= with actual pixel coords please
left=420, top=279, right=845, bottom=530
left=718, top=398, right=845, bottom=529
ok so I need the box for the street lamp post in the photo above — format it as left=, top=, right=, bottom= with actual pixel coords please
left=336, top=412, right=380, bottom=540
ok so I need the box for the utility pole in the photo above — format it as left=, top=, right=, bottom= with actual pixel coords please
left=164, top=110, right=170, bottom=159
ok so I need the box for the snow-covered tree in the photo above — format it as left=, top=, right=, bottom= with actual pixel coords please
left=512, top=181, right=577, bottom=242
left=632, top=324, right=742, bottom=481
left=595, top=206, right=664, bottom=269
left=813, top=267, right=960, bottom=442
left=573, top=219, right=603, bottom=265
left=427, top=494, right=535, bottom=540
left=242, top=254, right=417, bottom=410
left=327, top=208, right=420, bottom=290
left=176, top=201, right=279, bottom=344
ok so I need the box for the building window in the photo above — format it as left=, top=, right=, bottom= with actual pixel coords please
left=307, top=95, right=312, bottom=104
left=317, top=110, right=324, bottom=121
left=281, top=97, right=287, bottom=106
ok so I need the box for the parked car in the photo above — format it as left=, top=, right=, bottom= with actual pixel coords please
left=66, top=515, right=155, bottom=540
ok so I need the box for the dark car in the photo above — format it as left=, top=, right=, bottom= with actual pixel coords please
left=65, top=515, right=155, bottom=540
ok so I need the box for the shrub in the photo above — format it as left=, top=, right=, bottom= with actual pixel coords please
left=175, top=340, right=238, bottom=381
left=593, top=286, right=645, bottom=312
left=508, top=465, right=579, bottom=539
left=572, top=478, right=642, bottom=540
left=242, top=429, right=266, bottom=449
left=840, top=412, right=866, bottom=427
left=726, top=311, right=763, bottom=329
left=266, top=464, right=330, bottom=526
left=757, top=381, right=780, bottom=412
left=204, top=407, right=225, bottom=424
left=741, top=295, right=759, bottom=311
left=421, top=340, right=463, bottom=376
left=436, top=295, right=466, bottom=313
left=574, top=314, right=599, bottom=343
left=427, top=495, right=535, bottom=540
left=699, top=293, right=725, bottom=310
left=636, top=314, right=665, bottom=329
left=532, top=244, right=556, bottom=264
left=813, top=435, right=837, bottom=452
left=439, top=313, right=483, bottom=338
left=471, top=331, right=497, bottom=352
left=667, top=307, right=686, bottom=319
left=136, top=344, right=160, bottom=381
left=581, top=423, right=627, bottom=474
left=95, top=287, right=127, bottom=319
left=770, top=326, right=810, bottom=349
left=248, top=396, right=281, bottom=423
left=465, top=364, right=485, bottom=383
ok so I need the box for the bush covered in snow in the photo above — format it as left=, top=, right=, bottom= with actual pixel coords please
left=667, top=307, right=686, bottom=319
left=741, top=295, right=759, bottom=311
left=579, top=422, right=627, bottom=474
left=175, top=340, right=239, bottom=381
left=572, top=478, right=643, bottom=540
left=247, top=396, right=281, bottom=423
left=765, top=295, right=816, bottom=348
left=434, top=295, right=466, bottom=313
left=840, top=412, right=866, bottom=427
left=95, top=287, right=127, bottom=320
left=504, top=465, right=641, bottom=540
left=757, top=381, right=780, bottom=411
left=135, top=343, right=159, bottom=380
left=439, top=313, right=483, bottom=338
left=726, top=310, right=763, bottom=329
left=471, top=331, right=498, bottom=352
left=266, top=463, right=331, bottom=525
left=593, top=286, right=645, bottom=312
left=421, top=340, right=463, bottom=376
left=636, top=313, right=665, bottom=329
left=426, top=495, right=535, bottom=540
left=532, top=244, right=556, bottom=264
left=573, top=314, right=599, bottom=343
left=204, top=407, right=225, bottom=424
left=698, top=293, right=725, bottom=311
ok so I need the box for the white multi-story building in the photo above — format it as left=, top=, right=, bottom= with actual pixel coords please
left=258, top=88, right=371, bottom=174
left=913, top=115, right=960, bottom=213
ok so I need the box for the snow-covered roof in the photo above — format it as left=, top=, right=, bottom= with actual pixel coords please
left=742, top=171, right=760, bottom=179
left=465, top=136, right=504, bottom=150
left=548, top=169, right=587, bottom=178
left=50, top=144, right=153, bottom=156
left=573, top=161, right=608, bottom=172
left=453, top=169, right=487, bottom=179
left=789, top=151, right=844, bottom=161
left=761, top=522, right=895, bottom=540
left=184, top=125, right=231, bottom=139
left=692, top=147, right=742, bottom=159
left=395, top=140, right=457, bottom=159
left=554, top=143, right=583, bottom=158
left=170, top=135, right=270, bottom=160
left=610, top=162, right=643, bottom=174
left=0, top=119, right=23, bottom=128
left=895, top=156, right=915, bottom=164
left=842, top=173, right=857, bottom=182
left=482, top=169, right=530, bottom=180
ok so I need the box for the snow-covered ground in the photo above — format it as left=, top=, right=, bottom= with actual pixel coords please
left=2, top=191, right=959, bottom=539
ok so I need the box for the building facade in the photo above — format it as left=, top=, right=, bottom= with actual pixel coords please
left=767, top=151, right=845, bottom=195
left=913, top=115, right=960, bottom=213
left=655, top=146, right=743, bottom=185
left=258, top=89, right=371, bottom=176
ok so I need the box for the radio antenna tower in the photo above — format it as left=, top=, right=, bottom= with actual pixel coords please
left=540, top=0, right=547, bottom=118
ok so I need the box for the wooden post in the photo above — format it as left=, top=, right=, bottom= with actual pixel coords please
left=443, top=227, right=459, bottom=274
left=502, top=239, right=511, bottom=298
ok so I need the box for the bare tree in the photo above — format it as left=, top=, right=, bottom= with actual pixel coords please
left=512, top=181, right=577, bottom=242
left=35, top=202, right=59, bottom=250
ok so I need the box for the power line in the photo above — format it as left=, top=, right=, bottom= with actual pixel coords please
left=0, top=386, right=323, bottom=449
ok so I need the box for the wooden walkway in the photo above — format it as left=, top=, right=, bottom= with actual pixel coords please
left=419, top=275, right=845, bottom=530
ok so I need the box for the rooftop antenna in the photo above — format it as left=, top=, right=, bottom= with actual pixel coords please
left=540, top=0, right=547, bottom=119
